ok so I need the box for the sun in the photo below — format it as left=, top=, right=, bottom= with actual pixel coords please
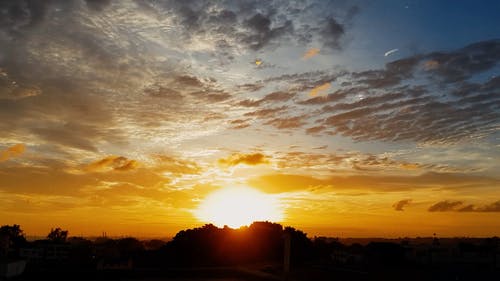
left=195, top=186, right=283, bottom=228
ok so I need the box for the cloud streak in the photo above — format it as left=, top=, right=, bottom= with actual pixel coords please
left=0, top=144, right=26, bottom=162
left=428, top=200, right=500, bottom=212
left=86, top=156, right=139, bottom=172
left=393, top=199, right=412, bottom=211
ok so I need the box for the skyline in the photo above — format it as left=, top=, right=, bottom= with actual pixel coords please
left=0, top=0, right=499, bottom=238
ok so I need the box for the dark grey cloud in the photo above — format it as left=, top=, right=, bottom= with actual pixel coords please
left=393, top=199, right=412, bottom=211
left=426, top=40, right=500, bottom=83
left=320, top=17, right=345, bottom=49
left=233, top=39, right=499, bottom=145
left=303, top=40, right=500, bottom=144
left=0, top=0, right=51, bottom=33
left=84, top=0, right=112, bottom=11
left=428, top=200, right=500, bottom=212
left=428, top=200, right=463, bottom=212
left=142, top=0, right=355, bottom=53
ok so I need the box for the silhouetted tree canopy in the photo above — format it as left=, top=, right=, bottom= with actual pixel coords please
left=162, top=221, right=312, bottom=266
left=0, top=224, right=27, bottom=249
left=47, top=227, right=68, bottom=243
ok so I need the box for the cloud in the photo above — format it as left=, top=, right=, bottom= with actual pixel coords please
left=428, top=200, right=500, bottom=212
left=0, top=153, right=203, bottom=200
left=86, top=156, right=139, bottom=172
left=248, top=174, right=327, bottom=194
left=384, top=48, right=399, bottom=57
left=229, top=119, right=251, bottom=129
left=320, top=18, right=345, bottom=49
left=428, top=200, right=463, bottom=212
left=306, top=125, right=327, bottom=135
left=249, top=172, right=499, bottom=194
left=264, top=115, right=307, bottom=129
left=303, top=48, right=320, bottom=59
left=457, top=201, right=500, bottom=212
left=0, top=0, right=51, bottom=34
left=261, top=91, right=296, bottom=103
left=312, top=145, right=328, bottom=150
left=237, top=91, right=295, bottom=108
left=272, top=150, right=461, bottom=173
left=0, top=144, right=26, bottom=162
left=393, top=199, right=412, bottom=211
left=426, top=40, right=500, bottom=82
left=292, top=40, right=500, bottom=144
left=84, top=0, right=112, bottom=12
left=298, top=88, right=351, bottom=105
left=399, top=163, right=422, bottom=170
left=244, top=106, right=288, bottom=118
left=475, top=201, right=500, bottom=212
left=151, top=155, right=202, bottom=176
left=218, top=152, right=269, bottom=167
left=309, top=82, right=331, bottom=97
left=142, top=0, right=354, bottom=55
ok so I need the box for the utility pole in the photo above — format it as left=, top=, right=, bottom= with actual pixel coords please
left=283, top=231, right=291, bottom=281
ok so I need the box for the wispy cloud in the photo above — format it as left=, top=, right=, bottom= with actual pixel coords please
left=0, top=144, right=26, bottom=162
left=384, top=48, right=399, bottom=57
left=428, top=200, right=500, bottom=212
left=303, top=48, right=320, bottom=59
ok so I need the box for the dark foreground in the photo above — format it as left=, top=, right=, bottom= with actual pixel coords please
left=2, top=223, right=500, bottom=280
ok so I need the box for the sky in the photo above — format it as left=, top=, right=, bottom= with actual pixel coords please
left=0, top=0, right=499, bottom=238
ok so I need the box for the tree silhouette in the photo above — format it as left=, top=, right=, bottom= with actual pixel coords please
left=0, top=224, right=27, bottom=256
left=161, top=221, right=315, bottom=267
left=47, top=227, right=68, bottom=243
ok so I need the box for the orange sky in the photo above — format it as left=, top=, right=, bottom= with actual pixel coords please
left=1, top=0, right=499, bottom=238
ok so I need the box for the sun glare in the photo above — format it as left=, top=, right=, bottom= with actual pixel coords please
left=195, top=186, right=283, bottom=228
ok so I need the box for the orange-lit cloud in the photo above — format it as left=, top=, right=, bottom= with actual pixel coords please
left=218, top=153, right=269, bottom=167
left=249, top=172, right=499, bottom=194
left=302, top=48, right=320, bottom=59
left=399, top=163, right=422, bottom=170
left=0, top=144, right=26, bottom=162
left=424, top=60, right=439, bottom=70
left=86, top=156, right=139, bottom=172
left=309, top=82, right=330, bottom=97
